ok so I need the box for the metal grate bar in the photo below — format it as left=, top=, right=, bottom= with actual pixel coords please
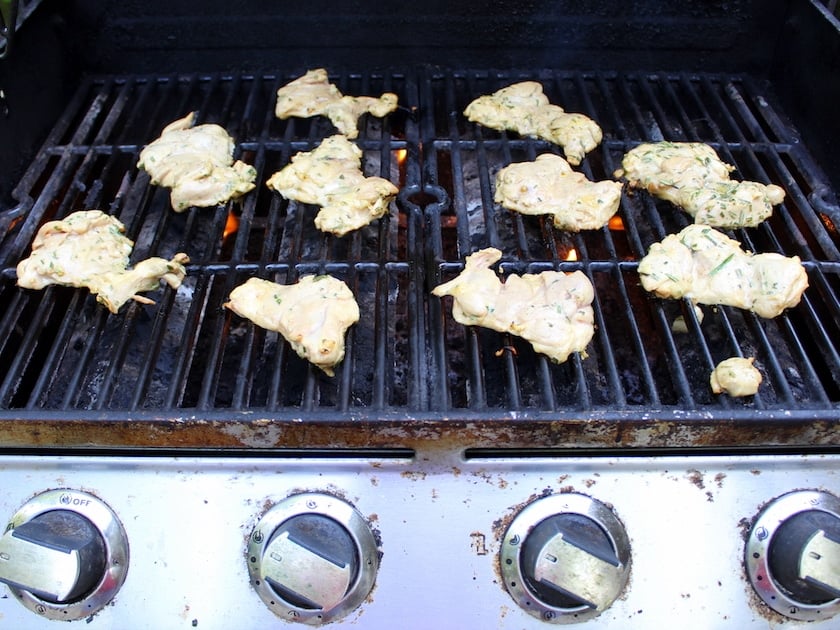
left=0, top=290, right=52, bottom=406
left=21, top=292, right=86, bottom=408
left=128, top=286, right=181, bottom=410
left=163, top=269, right=211, bottom=409
left=195, top=208, right=246, bottom=410
left=698, top=76, right=838, bottom=261
left=91, top=308, right=139, bottom=410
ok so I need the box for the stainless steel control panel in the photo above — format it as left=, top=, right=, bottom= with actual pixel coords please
left=0, top=453, right=837, bottom=629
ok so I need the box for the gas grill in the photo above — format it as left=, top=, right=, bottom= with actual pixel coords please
left=0, top=1, right=839, bottom=628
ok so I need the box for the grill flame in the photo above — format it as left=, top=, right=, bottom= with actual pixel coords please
left=396, top=148, right=408, bottom=187
left=223, top=210, right=240, bottom=241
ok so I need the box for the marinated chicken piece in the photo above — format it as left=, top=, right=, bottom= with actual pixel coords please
left=464, top=81, right=602, bottom=165
left=432, top=248, right=595, bottom=363
left=137, top=112, right=257, bottom=212
left=224, top=275, right=360, bottom=376
left=265, top=135, right=398, bottom=236
left=710, top=357, right=762, bottom=397
left=494, top=153, right=623, bottom=231
left=16, top=210, right=189, bottom=313
left=671, top=304, right=705, bottom=333
left=274, top=68, right=399, bottom=139
left=616, top=142, right=785, bottom=228
left=638, top=224, right=808, bottom=318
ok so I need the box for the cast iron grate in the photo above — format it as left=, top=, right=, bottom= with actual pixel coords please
left=0, top=68, right=837, bottom=422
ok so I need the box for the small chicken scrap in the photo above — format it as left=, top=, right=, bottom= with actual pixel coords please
left=266, top=135, right=398, bottom=237
left=638, top=224, right=808, bottom=318
left=274, top=68, right=399, bottom=139
left=463, top=81, right=602, bottom=165
left=616, top=142, right=785, bottom=228
left=710, top=357, right=762, bottom=397
left=137, top=112, right=257, bottom=212
left=494, top=153, right=623, bottom=231
left=224, top=275, right=360, bottom=376
left=16, top=210, right=189, bottom=313
left=432, top=248, right=595, bottom=364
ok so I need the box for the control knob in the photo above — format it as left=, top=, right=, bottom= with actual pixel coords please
left=746, top=490, right=840, bottom=621
left=247, top=492, right=379, bottom=625
left=0, top=489, right=129, bottom=620
left=500, top=492, right=631, bottom=623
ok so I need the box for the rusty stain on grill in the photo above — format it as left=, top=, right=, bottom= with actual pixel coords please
left=0, top=69, right=837, bottom=453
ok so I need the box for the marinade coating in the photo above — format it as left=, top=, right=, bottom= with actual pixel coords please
left=137, top=112, right=257, bottom=212
left=494, top=153, right=622, bottom=231
left=432, top=247, right=595, bottom=363
left=616, top=142, right=785, bottom=228
left=16, top=210, right=189, bottom=313
left=638, top=224, right=807, bottom=318
left=464, top=81, right=602, bottom=165
left=266, top=135, right=398, bottom=236
left=224, top=275, right=360, bottom=376
left=710, top=357, right=762, bottom=397
left=275, top=68, right=398, bottom=139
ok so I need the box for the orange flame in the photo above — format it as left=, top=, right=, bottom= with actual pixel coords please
left=608, top=215, right=625, bottom=231
left=396, top=148, right=408, bottom=187
left=564, top=249, right=578, bottom=262
left=223, top=210, right=240, bottom=241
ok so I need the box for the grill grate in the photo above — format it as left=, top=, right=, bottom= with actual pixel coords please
left=0, top=68, right=838, bottom=450
left=423, top=70, right=840, bottom=413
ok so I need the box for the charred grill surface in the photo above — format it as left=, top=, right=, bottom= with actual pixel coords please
left=0, top=68, right=837, bottom=451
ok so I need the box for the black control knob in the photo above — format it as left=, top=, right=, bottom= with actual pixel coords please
left=501, top=493, right=631, bottom=624
left=520, top=512, right=622, bottom=610
left=0, top=510, right=106, bottom=603
left=262, top=513, right=359, bottom=611
left=0, top=489, right=129, bottom=621
left=768, top=510, right=840, bottom=603
left=746, top=490, right=840, bottom=621
left=248, top=493, right=379, bottom=625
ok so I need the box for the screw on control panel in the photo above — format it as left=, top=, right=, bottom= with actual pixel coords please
left=755, top=526, right=769, bottom=541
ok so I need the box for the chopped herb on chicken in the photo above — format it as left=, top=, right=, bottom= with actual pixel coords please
left=224, top=275, right=360, bottom=376
left=464, top=81, right=602, bottom=165
left=710, top=357, right=762, bottom=397
left=274, top=68, right=398, bottom=139
left=616, top=142, right=785, bottom=228
left=638, top=224, right=807, bottom=318
left=137, top=112, right=256, bottom=212
left=266, top=135, right=398, bottom=237
left=494, top=153, right=622, bottom=231
left=432, top=247, right=595, bottom=363
left=16, top=210, right=189, bottom=313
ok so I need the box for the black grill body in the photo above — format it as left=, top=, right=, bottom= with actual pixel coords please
left=0, top=1, right=837, bottom=454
